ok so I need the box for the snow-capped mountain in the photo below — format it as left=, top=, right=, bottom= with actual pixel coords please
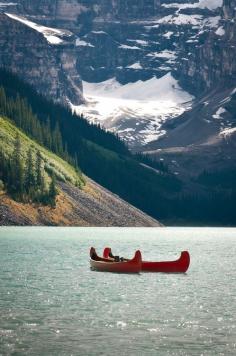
left=0, top=0, right=235, bottom=155
left=72, top=73, right=193, bottom=148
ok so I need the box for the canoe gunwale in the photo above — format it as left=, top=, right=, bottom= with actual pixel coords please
left=90, top=247, right=142, bottom=273
left=103, top=248, right=190, bottom=273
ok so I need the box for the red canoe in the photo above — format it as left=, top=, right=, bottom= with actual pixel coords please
left=90, top=247, right=142, bottom=273
left=103, top=247, right=190, bottom=273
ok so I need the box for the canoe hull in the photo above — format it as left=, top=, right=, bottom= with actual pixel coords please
left=103, top=248, right=190, bottom=273
left=142, top=251, right=190, bottom=273
left=90, top=249, right=142, bottom=273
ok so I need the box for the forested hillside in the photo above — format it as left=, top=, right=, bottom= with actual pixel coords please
left=0, top=116, right=160, bottom=226
left=0, top=115, right=84, bottom=204
left=0, top=69, right=181, bottom=222
left=0, top=69, right=235, bottom=225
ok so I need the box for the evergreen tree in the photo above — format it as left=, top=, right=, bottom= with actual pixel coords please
left=11, top=133, right=24, bottom=198
left=0, top=86, right=7, bottom=114
left=35, top=149, right=46, bottom=201
left=52, top=122, right=63, bottom=155
left=36, top=150, right=43, bottom=187
left=24, top=147, right=35, bottom=198
left=48, top=173, right=57, bottom=208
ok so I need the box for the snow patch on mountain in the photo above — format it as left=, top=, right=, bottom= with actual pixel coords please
left=162, top=0, right=223, bottom=11
left=198, top=0, right=223, bottom=10
left=127, top=62, right=143, bottom=69
left=5, top=13, right=72, bottom=44
left=119, top=44, right=141, bottom=50
left=128, top=39, right=148, bottom=46
left=76, top=38, right=94, bottom=47
left=72, top=73, right=193, bottom=147
left=163, top=31, right=174, bottom=39
left=213, top=107, right=226, bottom=119
left=152, top=13, right=220, bottom=28
left=0, top=2, right=16, bottom=7
left=147, top=50, right=177, bottom=60
left=220, top=127, right=236, bottom=138
left=215, top=26, right=225, bottom=36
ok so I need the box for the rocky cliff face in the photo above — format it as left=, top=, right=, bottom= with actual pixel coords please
left=177, top=0, right=236, bottom=95
left=18, top=0, right=161, bottom=20
left=1, top=0, right=226, bottom=92
left=18, top=0, right=89, bottom=22
left=142, top=0, right=236, bottom=175
left=0, top=0, right=235, bottom=152
left=0, top=10, right=83, bottom=105
left=0, top=0, right=231, bottom=85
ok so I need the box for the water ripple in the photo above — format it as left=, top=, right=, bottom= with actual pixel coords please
left=0, top=227, right=236, bottom=355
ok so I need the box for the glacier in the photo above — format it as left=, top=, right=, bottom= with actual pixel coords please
left=72, top=73, right=194, bottom=148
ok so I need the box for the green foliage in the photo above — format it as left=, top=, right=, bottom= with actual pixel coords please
left=25, top=147, right=36, bottom=195
left=0, top=69, right=181, bottom=222
left=134, top=152, right=169, bottom=173
left=11, top=133, right=24, bottom=198
left=0, top=134, right=58, bottom=206
left=48, top=173, right=57, bottom=208
left=0, top=68, right=128, bottom=158
left=0, top=179, right=4, bottom=191
left=0, top=85, right=70, bottom=162
left=36, top=150, right=44, bottom=190
left=197, top=168, right=236, bottom=189
left=170, top=190, right=236, bottom=226
left=0, top=116, right=85, bottom=207
left=2, top=69, right=234, bottom=225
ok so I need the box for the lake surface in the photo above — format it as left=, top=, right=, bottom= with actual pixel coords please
left=0, top=227, right=236, bottom=355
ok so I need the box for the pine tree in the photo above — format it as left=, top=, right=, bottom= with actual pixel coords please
left=52, top=122, right=63, bottom=155
left=24, top=147, right=35, bottom=198
left=11, top=133, right=24, bottom=198
left=35, top=149, right=46, bottom=200
left=0, top=86, right=7, bottom=114
left=44, top=117, right=52, bottom=149
left=36, top=150, right=43, bottom=187
left=48, top=173, right=57, bottom=208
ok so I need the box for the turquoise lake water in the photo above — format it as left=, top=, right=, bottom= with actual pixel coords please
left=0, top=227, right=236, bottom=355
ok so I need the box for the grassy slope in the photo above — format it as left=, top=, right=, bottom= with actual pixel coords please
left=0, top=115, right=161, bottom=226
left=0, top=115, right=85, bottom=187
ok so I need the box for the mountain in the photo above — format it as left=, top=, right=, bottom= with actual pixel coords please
left=0, top=10, right=83, bottom=106
left=143, top=0, right=236, bottom=176
left=0, top=116, right=160, bottom=227
left=0, top=0, right=230, bottom=149
left=0, top=1, right=235, bottom=225
left=0, top=69, right=180, bottom=225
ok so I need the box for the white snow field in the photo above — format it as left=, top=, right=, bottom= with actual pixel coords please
left=161, top=0, right=223, bottom=11
left=72, top=73, right=193, bottom=147
left=5, top=13, right=72, bottom=44
left=220, top=127, right=236, bottom=138
left=0, top=2, right=17, bottom=6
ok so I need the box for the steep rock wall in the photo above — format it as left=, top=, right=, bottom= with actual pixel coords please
left=0, top=13, right=83, bottom=105
left=177, top=0, right=236, bottom=94
left=17, top=0, right=162, bottom=20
